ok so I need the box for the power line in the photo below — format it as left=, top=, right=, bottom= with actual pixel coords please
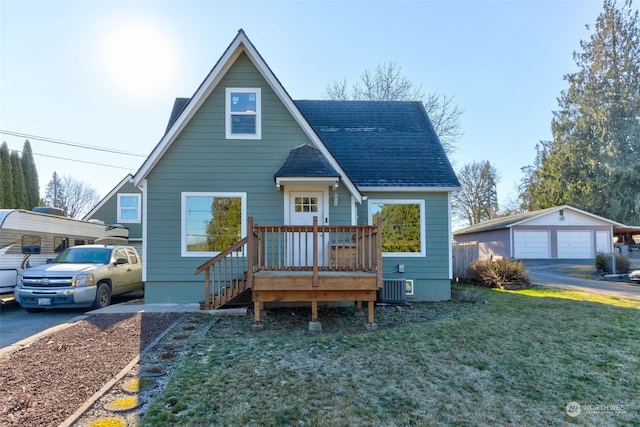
left=32, top=151, right=136, bottom=170
left=0, top=129, right=148, bottom=157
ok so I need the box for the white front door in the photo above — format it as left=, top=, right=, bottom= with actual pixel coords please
left=288, top=190, right=327, bottom=266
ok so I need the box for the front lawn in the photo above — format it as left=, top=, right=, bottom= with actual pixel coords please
left=142, top=285, right=640, bottom=426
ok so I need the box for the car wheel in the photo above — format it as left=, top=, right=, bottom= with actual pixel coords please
left=92, top=283, right=111, bottom=310
left=25, top=307, right=45, bottom=313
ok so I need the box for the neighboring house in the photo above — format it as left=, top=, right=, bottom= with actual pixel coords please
left=133, top=30, right=460, bottom=305
left=453, top=205, right=625, bottom=260
left=84, top=174, right=143, bottom=253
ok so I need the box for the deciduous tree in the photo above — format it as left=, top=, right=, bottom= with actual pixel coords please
left=325, top=62, right=463, bottom=156
left=453, top=160, right=500, bottom=226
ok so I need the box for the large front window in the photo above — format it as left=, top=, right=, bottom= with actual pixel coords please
left=181, top=192, right=247, bottom=256
left=226, top=88, right=261, bottom=139
left=368, top=199, right=425, bottom=257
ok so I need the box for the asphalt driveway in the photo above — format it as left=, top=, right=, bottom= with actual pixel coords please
left=523, top=259, right=640, bottom=301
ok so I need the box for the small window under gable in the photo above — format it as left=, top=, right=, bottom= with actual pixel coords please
left=117, top=193, right=141, bottom=223
left=226, top=88, right=261, bottom=139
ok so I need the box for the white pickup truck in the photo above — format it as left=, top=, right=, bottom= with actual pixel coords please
left=14, top=245, right=144, bottom=313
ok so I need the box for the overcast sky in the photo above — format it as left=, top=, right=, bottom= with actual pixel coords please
left=1, top=0, right=606, bottom=212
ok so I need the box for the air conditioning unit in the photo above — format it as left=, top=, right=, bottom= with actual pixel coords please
left=378, top=278, right=407, bottom=304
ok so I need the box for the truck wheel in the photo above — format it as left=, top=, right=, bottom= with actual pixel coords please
left=92, top=283, right=111, bottom=309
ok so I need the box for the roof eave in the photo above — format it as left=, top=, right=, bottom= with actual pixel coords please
left=359, top=186, right=461, bottom=193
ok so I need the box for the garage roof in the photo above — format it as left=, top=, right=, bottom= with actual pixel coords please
left=453, top=205, right=626, bottom=236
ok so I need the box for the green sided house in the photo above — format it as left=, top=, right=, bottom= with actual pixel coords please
left=84, top=174, right=143, bottom=253
left=133, top=30, right=459, bottom=322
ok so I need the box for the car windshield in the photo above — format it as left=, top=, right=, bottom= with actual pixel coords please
left=53, top=248, right=111, bottom=264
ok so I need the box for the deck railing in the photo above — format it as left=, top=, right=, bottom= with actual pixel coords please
left=253, top=216, right=381, bottom=272
left=196, top=216, right=382, bottom=309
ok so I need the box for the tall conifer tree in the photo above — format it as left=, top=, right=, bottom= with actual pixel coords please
left=530, top=0, right=640, bottom=223
left=10, top=151, right=28, bottom=209
left=0, top=142, right=15, bottom=208
left=21, top=140, right=40, bottom=209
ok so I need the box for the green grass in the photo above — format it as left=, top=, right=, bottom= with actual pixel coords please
left=141, top=286, right=640, bottom=426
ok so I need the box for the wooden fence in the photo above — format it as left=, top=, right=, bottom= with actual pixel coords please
left=452, top=242, right=479, bottom=280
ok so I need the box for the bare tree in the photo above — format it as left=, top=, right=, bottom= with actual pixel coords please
left=324, top=61, right=463, bottom=156
left=45, top=172, right=99, bottom=218
left=452, top=160, right=500, bottom=226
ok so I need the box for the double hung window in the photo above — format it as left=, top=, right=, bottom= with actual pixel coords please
left=117, top=194, right=141, bottom=223
left=226, top=88, right=261, bottom=139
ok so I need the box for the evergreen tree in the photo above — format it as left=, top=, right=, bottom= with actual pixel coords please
left=206, top=197, right=242, bottom=251
left=373, top=203, right=422, bottom=253
left=10, top=150, right=28, bottom=209
left=45, top=172, right=66, bottom=212
left=0, top=142, right=15, bottom=208
left=530, top=0, right=640, bottom=223
left=21, top=140, right=40, bottom=209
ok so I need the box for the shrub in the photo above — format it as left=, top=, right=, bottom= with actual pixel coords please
left=468, top=258, right=530, bottom=289
left=595, top=253, right=631, bottom=274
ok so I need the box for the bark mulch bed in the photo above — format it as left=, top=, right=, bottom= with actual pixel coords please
left=0, top=312, right=182, bottom=427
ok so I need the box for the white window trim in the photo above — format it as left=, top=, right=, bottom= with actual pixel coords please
left=368, top=199, right=426, bottom=257
left=225, top=87, right=261, bottom=140
left=117, top=193, right=141, bottom=223
left=181, top=192, right=247, bottom=257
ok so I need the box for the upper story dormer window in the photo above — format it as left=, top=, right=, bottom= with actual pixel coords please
left=226, top=88, right=261, bottom=139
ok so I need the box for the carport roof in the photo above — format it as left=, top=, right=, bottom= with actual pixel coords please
left=453, top=205, right=626, bottom=236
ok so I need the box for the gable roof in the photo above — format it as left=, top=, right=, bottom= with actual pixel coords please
left=453, top=205, right=626, bottom=236
left=295, top=100, right=459, bottom=190
left=83, top=174, right=135, bottom=220
left=134, top=29, right=362, bottom=202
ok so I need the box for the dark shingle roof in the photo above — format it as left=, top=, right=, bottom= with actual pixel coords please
left=164, top=98, right=459, bottom=189
left=165, top=97, right=191, bottom=134
left=294, top=100, right=459, bottom=188
left=274, top=144, right=341, bottom=178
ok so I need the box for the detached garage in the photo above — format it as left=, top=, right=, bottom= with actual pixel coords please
left=453, top=205, right=624, bottom=260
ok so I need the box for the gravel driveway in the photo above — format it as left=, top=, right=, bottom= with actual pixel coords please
left=523, top=259, right=640, bottom=301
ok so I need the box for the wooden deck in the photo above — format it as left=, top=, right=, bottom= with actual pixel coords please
left=195, top=217, right=382, bottom=327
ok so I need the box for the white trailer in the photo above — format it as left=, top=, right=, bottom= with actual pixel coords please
left=0, top=209, right=129, bottom=294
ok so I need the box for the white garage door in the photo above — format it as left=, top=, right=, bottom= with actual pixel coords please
left=557, top=231, right=593, bottom=259
left=514, top=231, right=550, bottom=259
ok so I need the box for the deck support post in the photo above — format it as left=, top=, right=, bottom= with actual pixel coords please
left=356, top=300, right=362, bottom=312
left=311, top=301, right=318, bottom=322
left=368, top=300, right=375, bottom=324
left=253, top=301, right=261, bottom=324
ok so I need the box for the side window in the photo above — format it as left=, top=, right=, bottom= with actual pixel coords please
left=126, top=248, right=139, bottom=264
left=225, top=88, right=261, bottom=139
left=114, top=249, right=128, bottom=264
left=54, top=237, right=69, bottom=253
left=22, top=236, right=41, bottom=254
left=117, top=193, right=141, bottom=223
left=368, top=199, right=425, bottom=257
